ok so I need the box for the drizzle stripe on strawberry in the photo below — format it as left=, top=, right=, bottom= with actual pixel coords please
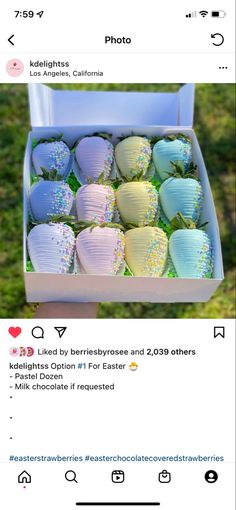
left=76, top=184, right=115, bottom=224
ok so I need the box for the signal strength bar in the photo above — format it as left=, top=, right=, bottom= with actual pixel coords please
left=186, top=11, right=197, bottom=18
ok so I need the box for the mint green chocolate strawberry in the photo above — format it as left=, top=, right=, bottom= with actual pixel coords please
left=169, top=213, right=213, bottom=278
left=153, top=134, right=192, bottom=181
left=159, top=162, right=203, bottom=222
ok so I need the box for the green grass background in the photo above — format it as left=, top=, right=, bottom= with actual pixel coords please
left=0, top=83, right=235, bottom=318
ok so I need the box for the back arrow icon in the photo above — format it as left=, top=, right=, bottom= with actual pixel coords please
left=8, top=35, right=15, bottom=46
left=211, top=33, right=224, bottom=46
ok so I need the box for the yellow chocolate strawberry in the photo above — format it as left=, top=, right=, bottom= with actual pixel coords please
left=125, top=226, right=168, bottom=277
left=116, top=181, right=159, bottom=227
left=115, top=136, right=152, bottom=180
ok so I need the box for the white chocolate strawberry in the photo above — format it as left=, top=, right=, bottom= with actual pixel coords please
left=76, top=184, right=115, bottom=223
left=76, top=226, right=125, bottom=275
left=125, top=226, right=168, bottom=277
left=27, top=223, right=75, bottom=273
left=75, top=136, right=114, bottom=183
left=116, top=182, right=159, bottom=227
left=115, top=136, right=152, bottom=180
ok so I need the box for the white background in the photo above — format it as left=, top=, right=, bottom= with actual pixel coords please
left=0, top=319, right=235, bottom=509
left=0, top=2, right=235, bottom=509
left=0, top=0, right=235, bottom=82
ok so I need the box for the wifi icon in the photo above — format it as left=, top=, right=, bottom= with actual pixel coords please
left=199, top=10, right=208, bottom=17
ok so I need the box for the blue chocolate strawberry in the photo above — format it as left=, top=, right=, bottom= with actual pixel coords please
left=153, top=134, right=192, bottom=181
left=169, top=213, right=213, bottom=278
left=29, top=168, right=73, bottom=222
left=32, top=136, right=71, bottom=178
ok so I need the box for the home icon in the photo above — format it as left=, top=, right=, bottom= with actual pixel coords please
left=18, top=471, right=31, bottom=484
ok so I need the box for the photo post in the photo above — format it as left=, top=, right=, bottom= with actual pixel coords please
left=0, top=2, right=235, bottom=509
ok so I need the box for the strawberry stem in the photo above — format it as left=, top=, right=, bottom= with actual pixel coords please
left=39, top=167, right=64, bottom=181
left=117, top=133, right=149, bottom=142
left=86, top=172, right=112, bottom=186
left=74, top=221, right=124, bottom=234
left=48, top=214, right=76, bottom=223
left=151, top=133, right=192, bottom=147
left=166, top=161, right=199, bottom=180
left=171, top=212, right=208, bottom=231
left=32, top=134, right=64, bottom=148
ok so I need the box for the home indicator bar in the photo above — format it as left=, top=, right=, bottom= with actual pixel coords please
left=76, top=504, right=160, bottom=507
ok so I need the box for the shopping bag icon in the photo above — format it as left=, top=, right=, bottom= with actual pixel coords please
left=158, top=470, right=171, bottom=483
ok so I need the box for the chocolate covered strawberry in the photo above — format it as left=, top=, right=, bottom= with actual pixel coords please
left=76, top=223, right=125, bottom=275
left=169, top=213, right=213, bottom=278
left=125, top=226, right=168, bottom=277
left=27, top=223, right=75, bottom=273
left=153, top=134, right=192, bottom=181
left=75, top=136, right=114, bottom=183
left=76, top=184, right=115, bottom=223
left=115, top=136, right=152, bottom=180
left=32, top=137, right=71, bottom=178
left=29, top=169, right=73, bottom=222
left=116, top=181, right=159, bottom=227
left=159, top=162, right=203, bottom=222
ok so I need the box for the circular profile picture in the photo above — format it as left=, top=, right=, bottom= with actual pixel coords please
left=9, top=347, right=19, bottom=357
left=19, top=347, right=27, bottom=357
left=27, top=347, right=34, bottom=357
left=6, top=59, right=24, bottom=77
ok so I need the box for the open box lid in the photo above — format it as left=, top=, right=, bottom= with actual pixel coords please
left=28, top=84, right=195, bottom=128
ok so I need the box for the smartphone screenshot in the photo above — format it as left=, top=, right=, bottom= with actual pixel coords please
left=0, top=2, right=235, bottom=509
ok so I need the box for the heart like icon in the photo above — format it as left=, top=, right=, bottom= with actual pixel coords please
left=8, top=326, right=22, bottom=338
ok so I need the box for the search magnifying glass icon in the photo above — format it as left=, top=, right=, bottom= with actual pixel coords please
left=65, top=470, right=78, bottom=483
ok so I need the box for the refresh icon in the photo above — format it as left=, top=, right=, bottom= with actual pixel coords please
left=211, top=33, right=224, bottom=46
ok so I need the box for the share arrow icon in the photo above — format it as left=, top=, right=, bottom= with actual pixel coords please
left=54, top=327, right=67, bottom=338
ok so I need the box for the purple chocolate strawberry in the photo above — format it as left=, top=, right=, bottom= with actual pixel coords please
left=75, top=136, right=114, bottom=183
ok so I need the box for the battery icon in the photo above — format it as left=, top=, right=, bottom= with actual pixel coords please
left=211, top=10, right=226, bottom=17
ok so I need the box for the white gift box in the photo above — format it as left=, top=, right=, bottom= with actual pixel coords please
left=23, top=84, right=223, bottom=303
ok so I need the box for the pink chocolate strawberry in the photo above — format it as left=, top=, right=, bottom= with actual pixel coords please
left=76, top=224, right=125, bottom=275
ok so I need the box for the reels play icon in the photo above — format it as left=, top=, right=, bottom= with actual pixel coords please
left=111, top=470, right=125, bottom=483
